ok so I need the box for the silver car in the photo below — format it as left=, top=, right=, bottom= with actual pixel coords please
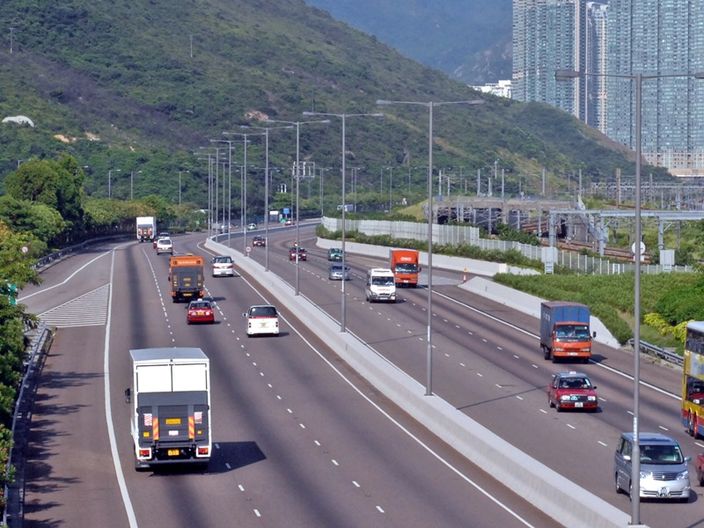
left=328, top=264, right=350, bottom=281
left=614, top=432, right=691, bottom=501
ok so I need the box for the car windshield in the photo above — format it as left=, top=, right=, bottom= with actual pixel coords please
left=189, top=301, right=210, bottom=310
left=559, top=377, right=591, bottom=389
left=396, top=263, right=418, bottom=273
left=555, top=324, right=590, bottom=340
left=640, top=444, right=684, bottom=464
left=214, top=256, right=232, bottom=263
left=250, top=306, right=277, bottom=318
left=372, top=276, right=394, bottom=286
left=159, top=239, right=172, bottom=244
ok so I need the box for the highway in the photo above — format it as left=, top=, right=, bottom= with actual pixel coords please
left=18, top=233, right=558, bottom=528
left=232, top=223, right=701, bottom=528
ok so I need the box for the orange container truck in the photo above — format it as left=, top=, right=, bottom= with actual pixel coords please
left=540, top=301, right=595, bottom=362
left=389, top=249, right=421, bottom=287
left=169, top=255, right=205, bottom=302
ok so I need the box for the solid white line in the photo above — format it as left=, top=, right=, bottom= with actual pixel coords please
left=104, top=248, right=139, bottom=527
left=434, top=289, right=681, bottom=401
left=19, top=249, right=112, bottom=301
left=598, top=441, right=608, bottom=447
left=231, top=252, right=537, bottom=527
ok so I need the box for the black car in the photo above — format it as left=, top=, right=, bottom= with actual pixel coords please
left=252, top=235, right=266, bottom=247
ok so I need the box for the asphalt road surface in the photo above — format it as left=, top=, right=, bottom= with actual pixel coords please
left=18, top=234, right=559, bottom=528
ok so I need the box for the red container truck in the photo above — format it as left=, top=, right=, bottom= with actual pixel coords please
left=389, top=249, right=420, bottom=287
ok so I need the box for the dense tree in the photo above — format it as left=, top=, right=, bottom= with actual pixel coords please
left=0, top=195, right=66, bottom=245
left=4, top=156, right=87, bottom=242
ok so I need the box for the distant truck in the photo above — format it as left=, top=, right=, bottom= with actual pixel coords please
left=136, top=216, right=156, bottom=242
left=127, top=348, right=212, bottom=470
left=540, top=301, right=594, bottom=362
left=169, top=255, right=205, bottom=302
left=389, top=249, right=420, bottom=287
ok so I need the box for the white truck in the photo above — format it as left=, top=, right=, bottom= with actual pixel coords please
left=127, top=348, right=212, bottom=470
left=365, top=268, right=396, bottom=303
left=136, top=216, right=156, bottom=242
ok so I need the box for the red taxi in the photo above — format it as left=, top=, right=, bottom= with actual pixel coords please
left=186, top=299, right=215, bottom=324
left=547, top=371, right=598, bottom=412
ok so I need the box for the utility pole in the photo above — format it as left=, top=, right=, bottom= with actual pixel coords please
left=9, top=27, right=15, bottom=54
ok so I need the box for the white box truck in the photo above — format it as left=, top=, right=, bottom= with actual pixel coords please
left=127, top=348, right=212, bottom=470
left=136, top=216, right=156, bottom=242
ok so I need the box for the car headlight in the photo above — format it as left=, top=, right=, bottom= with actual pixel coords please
left=677, top=470, right=689, bottom=481
left=581, top=348, right=591, bottom=352
left=560, top=395, right=571, bottom=401
left=587, top=396, right=596, bottom=401
left=640, top=470, right=652, bottom=479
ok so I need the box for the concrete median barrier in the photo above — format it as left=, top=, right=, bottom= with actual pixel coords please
left=207, top=238, right=634, bottom=528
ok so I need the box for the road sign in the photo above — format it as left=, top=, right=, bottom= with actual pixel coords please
left=245, top=246, right=251, bottom=255
left=631, top=241, right=646, bottom=255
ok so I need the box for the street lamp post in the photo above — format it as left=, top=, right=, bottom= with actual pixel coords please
left=303, top=111, right=383, bottom=331
left=108, top=168, right=121, bottom=199
left=224, top=132, right=263, bottom=254
left=241, top=125, right=296, bottom=272
left=377, top=98, right=483, bottom=396
left=130, top=170, right=142, bottom=201
left=211, top=140, right=236, bottom=245
left=266, top=119, right=329, bottom=293
left=556, top=68, right=704, bottom=526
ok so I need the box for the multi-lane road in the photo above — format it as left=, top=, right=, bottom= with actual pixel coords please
left=18, top=228, right=560, bottom=528
left=15, top=224, right=704, bottom=527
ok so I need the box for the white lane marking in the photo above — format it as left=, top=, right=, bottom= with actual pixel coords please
left=531, top=364, right=539, bottom=369
left=314, top=440, right=321, bottom=447
left=435, top=289, right=682, bottom=401
left=513, top=355, right=519, bottom=359
left=228, top=247, right=538, bottom=528
left=226, top=462, right=232, bottom=470
left=658, top=425, right=669, bottom=431
left=300, top=423, right=306, bottom=429
left=497, top=346, right=503, bottom=351
left=238, top=484, right=245, bottom=492
left=19, top=248, right=113, bottom=301
left=460, top=362, right=466, bottom=367
left=331, top=459, right=339, bottom=466
left=253, top=509, right=261, bottom=518
left=696, top=442, right=704, bottom=449
left=598, top=441, right=608, bottom=447
left=516, top=395, right=524, bottom=401
left=539, top=409, right=548, bottom=414
left=104, top=248, right=139, bottom=528
left=567, top=424, right=576, bottom=430
left=352, top=481, right=360, bottom=488
left=376, top=506, right=385, bottom=514
left=476, top=372, right=483, bottom=377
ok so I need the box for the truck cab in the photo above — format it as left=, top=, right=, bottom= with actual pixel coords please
left=389, top=249, right=420, bottom=287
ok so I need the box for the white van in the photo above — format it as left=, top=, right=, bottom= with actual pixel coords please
left=366, top=268, right=396, bottom=303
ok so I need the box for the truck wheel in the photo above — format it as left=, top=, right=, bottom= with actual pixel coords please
left=543, top=346, right=550, bottom=360
left=615, top=474, right=622, bottom=494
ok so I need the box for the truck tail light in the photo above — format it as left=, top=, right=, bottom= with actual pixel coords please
left=198, top=446, right=210, bottom=456
left=139, top=448, right=151, bottom=458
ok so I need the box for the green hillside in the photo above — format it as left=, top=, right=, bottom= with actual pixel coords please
left=0, top=0, right=665, bottom=214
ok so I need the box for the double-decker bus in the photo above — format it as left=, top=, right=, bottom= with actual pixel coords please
left=682, top=321, right=704, bottom=438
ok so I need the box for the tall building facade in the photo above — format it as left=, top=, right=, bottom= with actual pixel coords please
left=585, top=2, right=608, bottom=133
left=606, top=0, right=704, bottom=175
left=513, top=0, right=588, bottom=118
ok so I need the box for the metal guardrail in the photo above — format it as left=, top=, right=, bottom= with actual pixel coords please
left=3, top=322, right=53, bottom=527
left=630, top=338, right=683, bottom=366
left=34, top=233, right=131, bottom=270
